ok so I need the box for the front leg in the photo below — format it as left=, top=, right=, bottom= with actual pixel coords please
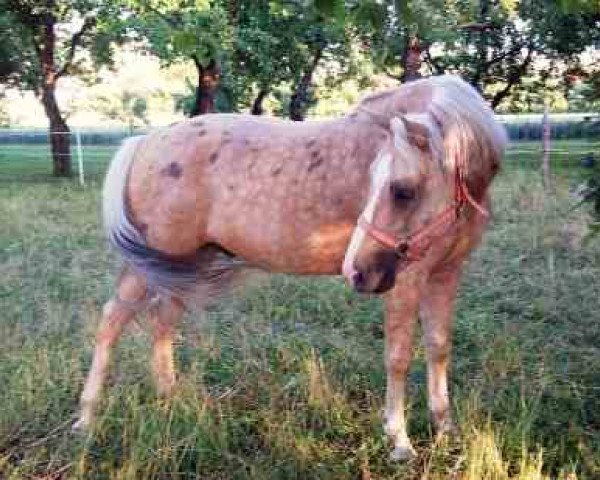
left=383, top=283, right=422, bottom=460
left=419, top=265, right=462, bottom=435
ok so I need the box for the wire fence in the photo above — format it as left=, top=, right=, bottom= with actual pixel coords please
left=0, top=125, right=598, bottom=184
left=0, top=129, right=146, bottom=184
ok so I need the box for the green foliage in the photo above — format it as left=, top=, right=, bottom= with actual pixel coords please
left=0, top=11, right=39, bottom=90
left=93, top=91, right=149, bottom=133
left=346, top=0, right=600, bottom=111
left=124, top=1, right=370, bottom=112
left=0, top=1, right=128, bottom=91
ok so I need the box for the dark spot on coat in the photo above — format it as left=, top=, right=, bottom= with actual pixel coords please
left=209, top=151, right=219, bottom=164
left=139, top=223, right=148, bottom=235
left=198, top=129, right=207, bottom=136
left=192, top=118, right=205, bottom=126
left=162, top=161, right=183, bottom=178
left=307, top=156, right=324, bottom=172
left=306, top=138, right=317, bottom=149
left=272, top=165, right=283, bottom=176
left=311, top=150, right=319, bottom=159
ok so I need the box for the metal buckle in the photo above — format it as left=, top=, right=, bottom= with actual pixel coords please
left=394, top=240, right=409, bottom=258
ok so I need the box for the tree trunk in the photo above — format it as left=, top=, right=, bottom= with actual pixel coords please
left=401, top=34, right=422, bottom=83
left=42, top=84, right=71, bottom=177
left=251, top=89, right=268, bottom=115
left=189, top=57, right=219, bottom=117
left=190, top=88, right=215, bottom=117
left=38, top=0, right=71, bottom=177
left=289, top=48, right=323, bottom=121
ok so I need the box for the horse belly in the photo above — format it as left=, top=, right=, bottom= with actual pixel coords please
left=273, top=222, right=355, bottom=274
left=211, top=202, right=356, bottom=275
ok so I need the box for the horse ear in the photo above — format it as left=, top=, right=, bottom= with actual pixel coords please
left=391, top=115, right=430, bottom=152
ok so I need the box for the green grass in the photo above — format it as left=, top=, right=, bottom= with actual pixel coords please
left=0, top=141, right=599, bottom=479
left=0, top=144, right=117, bottom=181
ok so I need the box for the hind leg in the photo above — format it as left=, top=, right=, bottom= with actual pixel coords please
left=148, top=296, right=184, bottom=396
left=73, top=269, right=147, bottom=431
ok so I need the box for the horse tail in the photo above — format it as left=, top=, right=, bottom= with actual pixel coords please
left=102, top=136, right=245, bottom=305
left=102, top=136, right=144, bottom=241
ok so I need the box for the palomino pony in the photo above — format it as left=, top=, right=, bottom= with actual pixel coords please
left=74, top=75, right=506, bottom=460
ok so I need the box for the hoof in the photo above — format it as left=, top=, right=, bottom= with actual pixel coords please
left=71, top=417, right=90, bottom=434
left=156, top=384, right=175, bottom=398
left=435, top=418, right=458, bottom=438
left=390, top=445, right=417, bottom=461
left=154, top=373, right=176, bottom=398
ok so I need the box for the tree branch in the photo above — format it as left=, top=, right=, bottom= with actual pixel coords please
left=423, top=45, right=445, bottom=75
left=483, top=41, right=527, bottom=71
left=56, top=16, right=96, bottom=78
left=142, top=3, right=181, bottom=28
left=191, top=53, right=203, bottom=74
left=491, top=47, right=534, bottom=110
left=457, top=22, right=495, bottom=32
left=382, top=65, right=402, bottom=81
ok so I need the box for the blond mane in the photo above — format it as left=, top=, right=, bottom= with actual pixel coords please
left=355, top=75, right=508, bottom=182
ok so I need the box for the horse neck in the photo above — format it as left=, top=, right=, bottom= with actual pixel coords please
left=335, top=115, right=390, bottom=170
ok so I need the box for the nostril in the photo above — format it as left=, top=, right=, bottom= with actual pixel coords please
left=352, top=271, right=366, bottom=290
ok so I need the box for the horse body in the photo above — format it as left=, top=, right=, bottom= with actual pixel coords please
left=125, top=114, right=383, bottom=274
left=77, top=75, right=507, bottom=460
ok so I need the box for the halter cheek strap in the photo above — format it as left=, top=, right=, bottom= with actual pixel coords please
left=358, top=165, right=488, bottom=261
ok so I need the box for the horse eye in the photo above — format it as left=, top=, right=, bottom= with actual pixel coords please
left=390, top=183, right=416, bottom=203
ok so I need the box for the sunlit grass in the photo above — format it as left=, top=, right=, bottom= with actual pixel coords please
left=0, top=142, right=598, bottom=478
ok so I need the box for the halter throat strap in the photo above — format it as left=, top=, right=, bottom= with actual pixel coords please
left=358, top=165, right=488, bottom=261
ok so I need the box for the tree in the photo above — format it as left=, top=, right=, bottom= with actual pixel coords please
left=124, top=1, right=232, bottom=116
left=0, top=1, right=123, bottom=176
left=124, top=1, right=239, bottom=116
left=94, top=90, right=149, bottom=134
left=287, top=8, right=348, bottom=121
left=127, top=0, right=360, bottom=120
left=190, top=58, right=220, bottom=115
left=349, top=0, right=600, bottom=111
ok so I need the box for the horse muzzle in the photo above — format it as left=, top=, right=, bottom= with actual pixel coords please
left=345, top=250, right=399, bottom=294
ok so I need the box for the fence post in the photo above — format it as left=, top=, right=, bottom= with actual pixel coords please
left=542, top=105, right=551, bottom=191
left=76, top=129, right=85, bottom=186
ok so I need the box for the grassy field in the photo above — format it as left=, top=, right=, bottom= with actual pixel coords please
left=0, top=141, right=599, bottom=479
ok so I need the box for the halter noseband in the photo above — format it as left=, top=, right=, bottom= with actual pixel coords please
left=356, top=140, right=489, bottom=262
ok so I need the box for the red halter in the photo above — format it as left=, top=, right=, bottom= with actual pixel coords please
left=357, top=164, right=488, bottom=262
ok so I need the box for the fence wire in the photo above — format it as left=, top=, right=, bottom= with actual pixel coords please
left=0, top=128, right=598, bottom=183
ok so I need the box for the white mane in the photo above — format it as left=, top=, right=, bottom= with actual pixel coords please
left=427, top=75, right=508, bottom=174
left=359, top=75, right=508, bottom=178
